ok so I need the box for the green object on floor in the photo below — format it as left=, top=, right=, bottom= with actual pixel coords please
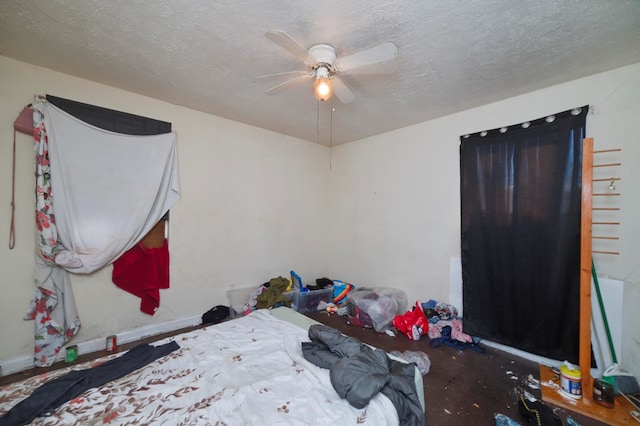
left=592, top=259, right=617, bottom=364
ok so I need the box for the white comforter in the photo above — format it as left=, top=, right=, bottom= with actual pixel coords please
left=0, top=310, right=399, bottom=425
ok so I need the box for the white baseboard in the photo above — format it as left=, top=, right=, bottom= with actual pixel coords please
left=1, top=314, right=202, bottom=377
left=481, top=339, right=561, bottom=367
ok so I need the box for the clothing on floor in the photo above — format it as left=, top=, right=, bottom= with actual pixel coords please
left=256, top=276, right=291, bottom=309
left=427, top=317, right=473, bottom=343
left=302, top=324, right=426, bottom=426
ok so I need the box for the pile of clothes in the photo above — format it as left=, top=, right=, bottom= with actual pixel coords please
left=422, top=300, right=485, bottom=352
left=303, top=324, right=426, bottom=426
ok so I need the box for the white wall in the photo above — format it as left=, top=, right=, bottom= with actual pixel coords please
left=327, top=63, right=640, bottom=378
left=0, top=56, right=330, bottom=362
left=2, top=55, right=639, bottom=380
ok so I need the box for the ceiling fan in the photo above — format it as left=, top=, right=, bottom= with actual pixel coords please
left=261, top=30, right=398, bottom=103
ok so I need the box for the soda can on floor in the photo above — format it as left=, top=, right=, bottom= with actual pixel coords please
left=65, top=345, right=78, bottom=363
left=106, top=335, right=117, bottom=352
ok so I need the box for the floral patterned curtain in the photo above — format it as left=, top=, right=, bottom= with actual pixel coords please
left=24, top=96, right=80, bottom=366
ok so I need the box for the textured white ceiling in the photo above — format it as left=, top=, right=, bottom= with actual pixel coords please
left=1, top=1, right=639, bottom=145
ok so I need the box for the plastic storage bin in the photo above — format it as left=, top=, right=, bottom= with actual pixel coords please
left=287, top=287, right=333, bottom=313
left=226, top=287, right=258, bottom=318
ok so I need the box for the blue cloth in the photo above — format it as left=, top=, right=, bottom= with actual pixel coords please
left=421, top=299, right=438, bottom=310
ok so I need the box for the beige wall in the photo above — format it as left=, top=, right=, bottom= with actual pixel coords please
left=328, top=63, right=640, bottom=377
left=0, top=56, right=330, bottom=361
left=1, top=55, right=639, bottom=379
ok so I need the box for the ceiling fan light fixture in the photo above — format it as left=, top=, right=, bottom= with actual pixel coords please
left=264, top=31, right=397, bottom=104
left=313, top=77, right=333, bottom=101
left=313, top=66, right=333, bottom=101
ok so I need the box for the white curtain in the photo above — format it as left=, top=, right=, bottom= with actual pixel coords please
left=37, top=99, right=180, bottom=273
left=26, top=97, right=180, bottom=366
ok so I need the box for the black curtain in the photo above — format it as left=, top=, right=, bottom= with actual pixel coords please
left=46, top=95, right=171, bottom=135
left=460, top=107, right=587, bottom=363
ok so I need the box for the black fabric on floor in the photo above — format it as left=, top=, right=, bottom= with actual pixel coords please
left=0, top=341, right=179, bottom=426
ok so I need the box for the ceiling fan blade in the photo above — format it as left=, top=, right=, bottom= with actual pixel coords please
left=339, top=58, right=399, bottom=75
left=254, top=70, right=312, bottom=82
left=334, top=42, right=398, bottom=74
left=266, top=30, right=313, bottom=65
left=332, top=77, right=355, bottom=104
left=265, top=73, right=313, bottom=95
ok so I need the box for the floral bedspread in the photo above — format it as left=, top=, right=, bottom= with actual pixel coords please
left=0, top=310, right=399, bottom=425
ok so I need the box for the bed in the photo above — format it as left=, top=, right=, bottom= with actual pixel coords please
left=0, top=307, right=424, bottom=425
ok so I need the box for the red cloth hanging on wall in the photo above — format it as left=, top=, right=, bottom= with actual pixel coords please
left=112, top=239, right=170, bottom=315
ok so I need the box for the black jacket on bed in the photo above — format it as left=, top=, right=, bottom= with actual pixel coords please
left=302, top=324, right=426, bottom=426
left=0, top=341, right=179, bottom=426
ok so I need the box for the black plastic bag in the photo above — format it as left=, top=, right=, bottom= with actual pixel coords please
left=518, top=396, right=562, bottom=426
left=202, top=305, right=230, bottom=324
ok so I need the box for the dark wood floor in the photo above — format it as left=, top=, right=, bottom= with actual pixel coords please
left=1, top=311, right=612, bottom=426
left=306, top=310, right=609, bottom=426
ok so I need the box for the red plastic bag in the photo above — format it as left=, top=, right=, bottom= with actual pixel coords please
left=392, top=301, right=429, bottom=340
